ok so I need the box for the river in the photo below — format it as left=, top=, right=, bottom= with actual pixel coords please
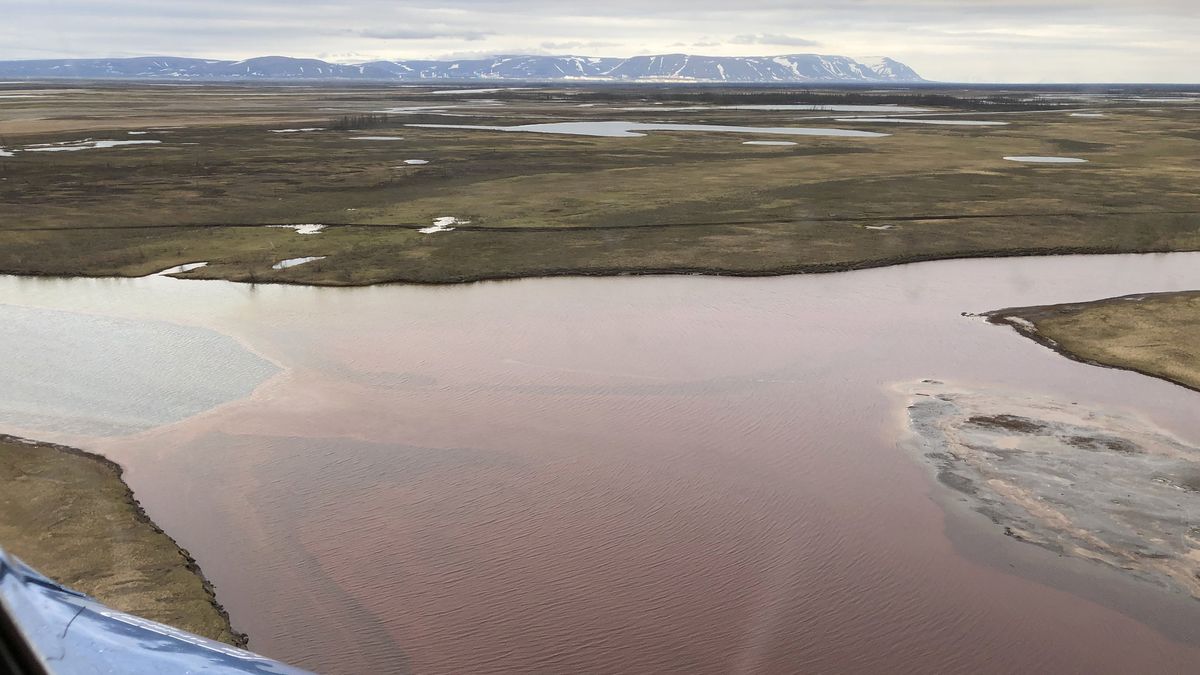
left=2, top=252, right=1200, bottom=674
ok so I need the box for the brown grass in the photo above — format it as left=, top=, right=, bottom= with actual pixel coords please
left=0, top=434, right=243, bottom=645
left=0, top=83, right=1197, bottom=285
left=989, top=291, right=1200, bottom=393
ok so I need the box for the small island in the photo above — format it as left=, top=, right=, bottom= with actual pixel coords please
left=901, top=380, right=1200, bottom=600
left=987, top=290, right=1200, bottom=393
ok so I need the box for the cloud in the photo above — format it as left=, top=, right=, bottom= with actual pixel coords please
left=540, top=40, right=620, bottom=51
left=317, top=51, right=377, bottom=63
left=359, top=28, right=492, bottom=41
left=434, top=49, right=524, bottom=60
left=731, top=33, right=820, bottom=47
left=1, top=0, right=1198, bottom=81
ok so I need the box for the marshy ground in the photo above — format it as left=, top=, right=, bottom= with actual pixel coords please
left=0, top=82, right=1197, bottom=285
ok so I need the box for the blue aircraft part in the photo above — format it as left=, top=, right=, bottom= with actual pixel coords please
left=0, top=547, right=311, bottom=674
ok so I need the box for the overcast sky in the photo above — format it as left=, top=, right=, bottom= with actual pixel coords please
left=4, top=0, right=1197, bottom=82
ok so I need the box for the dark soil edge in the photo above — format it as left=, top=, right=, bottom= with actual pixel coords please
left=0, top=433, right=248, bottom=648
left=985, top=293, right=1200, bottom=396
left=3, top=243, right=1196, bottom=288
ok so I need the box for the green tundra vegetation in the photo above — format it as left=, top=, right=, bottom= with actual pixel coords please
left=990, top=291, right=1200, bottom=393
left=0, top=434, right=243, bottom=644
left=0, top=83, right=1196, bottom=285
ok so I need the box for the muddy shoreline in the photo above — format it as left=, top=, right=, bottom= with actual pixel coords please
left=3, top=243, right=1195, bottom=288
left=0, top=433, right=245, bottom=646
left=988, top=291, right=1200, bottom=395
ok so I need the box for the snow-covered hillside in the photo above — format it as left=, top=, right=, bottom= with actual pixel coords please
left=0, top=54, right=924, bottom=82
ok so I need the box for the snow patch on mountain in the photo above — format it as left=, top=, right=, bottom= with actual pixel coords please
left=0, top=54, right=925, bottom=83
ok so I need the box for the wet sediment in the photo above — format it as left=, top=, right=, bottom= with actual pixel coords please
left=901, top=381, right=1200, bottom=600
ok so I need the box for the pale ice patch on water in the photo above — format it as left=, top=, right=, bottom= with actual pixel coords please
left=835, top=118, right=1008, bottom=126
left=407, top=121, right=888, bottom=139
left=618, top=104, right=931, bottom=113
left=373, top=106, right=453, bottom=114
left=350, top=136, right=404, bottom=141
left=21, top=139, right=162, bottom=152
left=742, top=141, right=797, bottom=146
left=420, top=217, right=467, bottom=234
left=402, top=159, right=429, bottom=165
left=1069, top=113, right=1106, bottom=118
left=269, top=127, right=325, bottom=133
left=272, top=256, right=326, bottom=269
left=0, top=304, right=278, bottom=436
left=0, top=148, right=14, bottom=157
left=150, top=262, right=208, bottom=276
left=1125, top=97, right=1198, bottom=103
left=1004, top=156, right=1089, bottom=164
left=430, top=88, right=522, bottom=95
left=88, top=140, right=161, bottom=149
left=128, top=131, right=150, bottom=135
left=268, top=224, right=326, bottom=235
left=373, top=102, right=504, bottom=114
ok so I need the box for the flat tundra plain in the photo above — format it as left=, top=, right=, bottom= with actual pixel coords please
left=0, top=83, right=1196, bottom=285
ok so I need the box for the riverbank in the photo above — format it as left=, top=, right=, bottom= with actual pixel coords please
left=0, top=433, right=244, bottom=646
left=987, top=290, right=1200, bottom=394
left=6, top=236, right=1200, bottom=287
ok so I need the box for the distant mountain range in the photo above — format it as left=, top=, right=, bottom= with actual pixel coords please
left=0, top=54, right=924, bottom=83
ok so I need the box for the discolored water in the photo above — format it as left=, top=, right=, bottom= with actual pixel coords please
left=834, top=117, right=1008, bottom=125
left=3, top=253, right=1200, bottom=674
left=405, top=121, right=889, bottom=138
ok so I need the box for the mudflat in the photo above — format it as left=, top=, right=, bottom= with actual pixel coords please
left=901, top=380, right=1200, bottom=601
left=0, top=433, right=243, bottom=645
left=988, top=291, right=1200, bottom=393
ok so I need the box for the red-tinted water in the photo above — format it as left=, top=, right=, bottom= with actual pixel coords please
left=5, top=253, right=1200, bottom=674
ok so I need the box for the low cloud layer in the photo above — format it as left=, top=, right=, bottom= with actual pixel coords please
left=3, top=0, right=1197, bottom=82
left=359, top=28, right=493, bottom=42
left=731, top=34, right=820, bottom=47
